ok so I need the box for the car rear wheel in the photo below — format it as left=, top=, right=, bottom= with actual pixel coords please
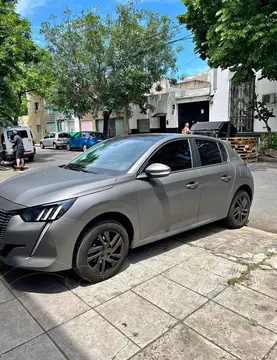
left=82, top=144, right=88, bottom=152
left=224, top=190, right=251, bottom=229
left=27, top=154, right=34, bottom=162
left=40, top=142, right=45, bottom=149
left=74, top=220, right=129, bottom=283
left=66, top=144, right=71, bottom=151
left=53, top=143, right=59, bottom=150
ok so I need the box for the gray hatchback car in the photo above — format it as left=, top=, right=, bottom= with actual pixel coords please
left=0, top=134, right=254, bottom=282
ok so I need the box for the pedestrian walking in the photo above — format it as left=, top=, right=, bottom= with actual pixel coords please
left=9, top=130, right=25, bottom=171
left=181, top=123, right=190, bottom=134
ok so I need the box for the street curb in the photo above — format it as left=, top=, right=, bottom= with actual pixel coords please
left=242, top=225, right=277, bottom=238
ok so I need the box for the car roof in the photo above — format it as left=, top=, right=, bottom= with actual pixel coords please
left=117, top=133, right=224, bottom=142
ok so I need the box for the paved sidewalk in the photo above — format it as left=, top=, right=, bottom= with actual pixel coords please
left=1, top=225, right=277, bottom=359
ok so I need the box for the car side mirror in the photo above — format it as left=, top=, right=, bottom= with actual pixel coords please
left=144, top=163, right=171, bottom=178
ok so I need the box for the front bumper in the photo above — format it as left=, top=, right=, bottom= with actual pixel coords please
left=0, top=213, right=82, bottom=272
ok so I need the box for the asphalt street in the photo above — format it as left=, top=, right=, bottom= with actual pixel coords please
left=29, top=147, right=277, bottom=233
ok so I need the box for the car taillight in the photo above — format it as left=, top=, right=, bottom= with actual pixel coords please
left=56, top=138, right=60, bottom=142
left=2, top=142, right=6, bottom=150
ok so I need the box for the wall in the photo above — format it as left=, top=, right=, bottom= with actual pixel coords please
left=254, top=72, right=277, bottom=132
left=27, top=95, right=47, bottom=142
left=209, top=68, right=231, bottom=122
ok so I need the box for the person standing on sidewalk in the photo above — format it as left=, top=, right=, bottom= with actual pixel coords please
left=9, top=130, right=25, bottom=171
left=181, top=123, right=190, bottom=134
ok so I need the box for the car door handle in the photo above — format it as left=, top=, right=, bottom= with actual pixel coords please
left=221, top=175, right=232, bottom=182
left=186, top=181, right=199, bottom=190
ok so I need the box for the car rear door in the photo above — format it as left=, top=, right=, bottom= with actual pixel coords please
left=137, top=139, right=201, bottom=241
left=192, top=138, right=235, bottom=222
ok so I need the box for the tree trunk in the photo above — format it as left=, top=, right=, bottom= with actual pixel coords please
left=123, top=104, right=130, bottom=136
left=103, top=110, right=111, bottom=137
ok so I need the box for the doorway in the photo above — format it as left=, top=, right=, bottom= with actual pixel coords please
left=159, top=116, right=166, bottom=132
left=178, top=101, right=209, bottom=132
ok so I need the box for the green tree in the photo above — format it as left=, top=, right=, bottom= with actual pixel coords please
left=41, top=2, right=179, bottom=135
left=178, top=0, right=277, bottom=82
left=254, top=95, right=275, bottom=133
left=0, top=0, right=45, bottom=125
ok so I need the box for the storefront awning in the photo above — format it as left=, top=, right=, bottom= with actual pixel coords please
left=152, top=113, right=167, bottom=117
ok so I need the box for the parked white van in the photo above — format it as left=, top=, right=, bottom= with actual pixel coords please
left=0, top=126, right=36, bottom=162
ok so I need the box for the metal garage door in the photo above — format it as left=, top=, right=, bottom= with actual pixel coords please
left=46, top=123, right=56, bottom=133
left=81, top=120, right=93, bottom=131
left=96, top=120, right=104, bottom=133
left=115, top=119, right=124, bottom=136
left=137, top=119, right=150, bottom=133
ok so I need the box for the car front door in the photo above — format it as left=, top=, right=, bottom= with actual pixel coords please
left=43, top=134, right=50, bottom=147
left=137, top=139, right=201, bottom=241
left=193, top=139, right=235, bottom=222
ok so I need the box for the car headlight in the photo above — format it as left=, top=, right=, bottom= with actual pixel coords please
left=20, top=199, right=76, bottom=222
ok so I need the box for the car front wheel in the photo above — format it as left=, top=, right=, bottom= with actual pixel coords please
left=225, top=190, right=251, bottom=229
left=74, top=220, right=129, bottom=283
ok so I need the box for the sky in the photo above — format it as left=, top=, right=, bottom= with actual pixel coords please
left=16, top=0, right=208, bottom=77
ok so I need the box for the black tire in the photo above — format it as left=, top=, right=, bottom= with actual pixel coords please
left=224, top=190, right=251, bottom=229
left=66, top=144, right=71, bottom=151
left=82, top=144, right=88, bottom=152
left=40, top=142, right=45, bottom=149
left=74, top=220, right=129, bottom=283
left=27, top=154, right=34, bottom=162
left=53, top=143, right=59, bottom=150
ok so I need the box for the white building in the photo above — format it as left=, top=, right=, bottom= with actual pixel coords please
left=45, top=107, right=80, bottom=134
left=128, top=69, right=277, bottom=135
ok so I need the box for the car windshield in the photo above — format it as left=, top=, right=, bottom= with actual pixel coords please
left=65, top=137, right=155, bottom=175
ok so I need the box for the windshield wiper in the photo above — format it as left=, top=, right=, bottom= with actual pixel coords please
left=80, top=169, right=98, bottom=174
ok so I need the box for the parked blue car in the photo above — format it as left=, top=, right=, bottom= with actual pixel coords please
left=66, top=131, right=106, bottom=151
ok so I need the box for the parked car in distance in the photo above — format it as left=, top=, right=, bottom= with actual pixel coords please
left=0, top=126, right=36, bottom=162
left=0, top=134, right=254, bottom=283
left=40, top=132, right=71, bottom=150
left=67, top=131, right=106, bottom=151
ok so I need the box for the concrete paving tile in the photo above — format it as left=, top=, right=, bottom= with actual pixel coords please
left=1, top=269, right=64, bottom=298
left=265, top=255, right=277, bottom=270
left=96, top=291, right=176, bottom=348
left=131, top=324, right=236, bottom=360
left=131, top=241, right=203, bottom=273
left=245, top=269, right=277, bottom=300
left=164, top=262, right=226, bottom=298
left=48, top=309, right=139, bottom=360
left=181, top=251, right=247, bottom=279
left=214, top=235, right=277, bottom=264
left=0, top=298, right=43, bottom=354
left=267, top=344, right=277, bottom=360
left=133, top=275, right=207, bottom=320
left=0, top=334, right=65, bottom=360
left=185, top=302, right=277, bottom=360
left=19, top=282, right=90, bottom=331
left=0, top=279, right=14, bottom=304
left=70, top=274, right=133, bottom=308
left=214, top=285, right=277, bottom=333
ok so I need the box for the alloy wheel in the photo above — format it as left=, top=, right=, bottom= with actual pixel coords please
left=233, top=195, right=249, bottom=225
left=87, top=231, right=124, bottom=274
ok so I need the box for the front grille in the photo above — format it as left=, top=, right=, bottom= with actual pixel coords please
left=0, top=211, right=12, bottom=242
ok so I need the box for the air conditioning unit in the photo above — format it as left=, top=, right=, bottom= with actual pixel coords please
left=262, top=93, right=276, bottom=104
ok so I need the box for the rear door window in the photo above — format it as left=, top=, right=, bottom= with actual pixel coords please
left=50, top=133, right=55, bottom=138
left=196, top=139, right=222, bottom=166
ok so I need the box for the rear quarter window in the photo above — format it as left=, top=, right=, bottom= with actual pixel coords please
left=219, top=142, right=228, bottom=162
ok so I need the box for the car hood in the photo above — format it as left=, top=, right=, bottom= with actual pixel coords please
left=0, top=167, right=117, bottom=207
